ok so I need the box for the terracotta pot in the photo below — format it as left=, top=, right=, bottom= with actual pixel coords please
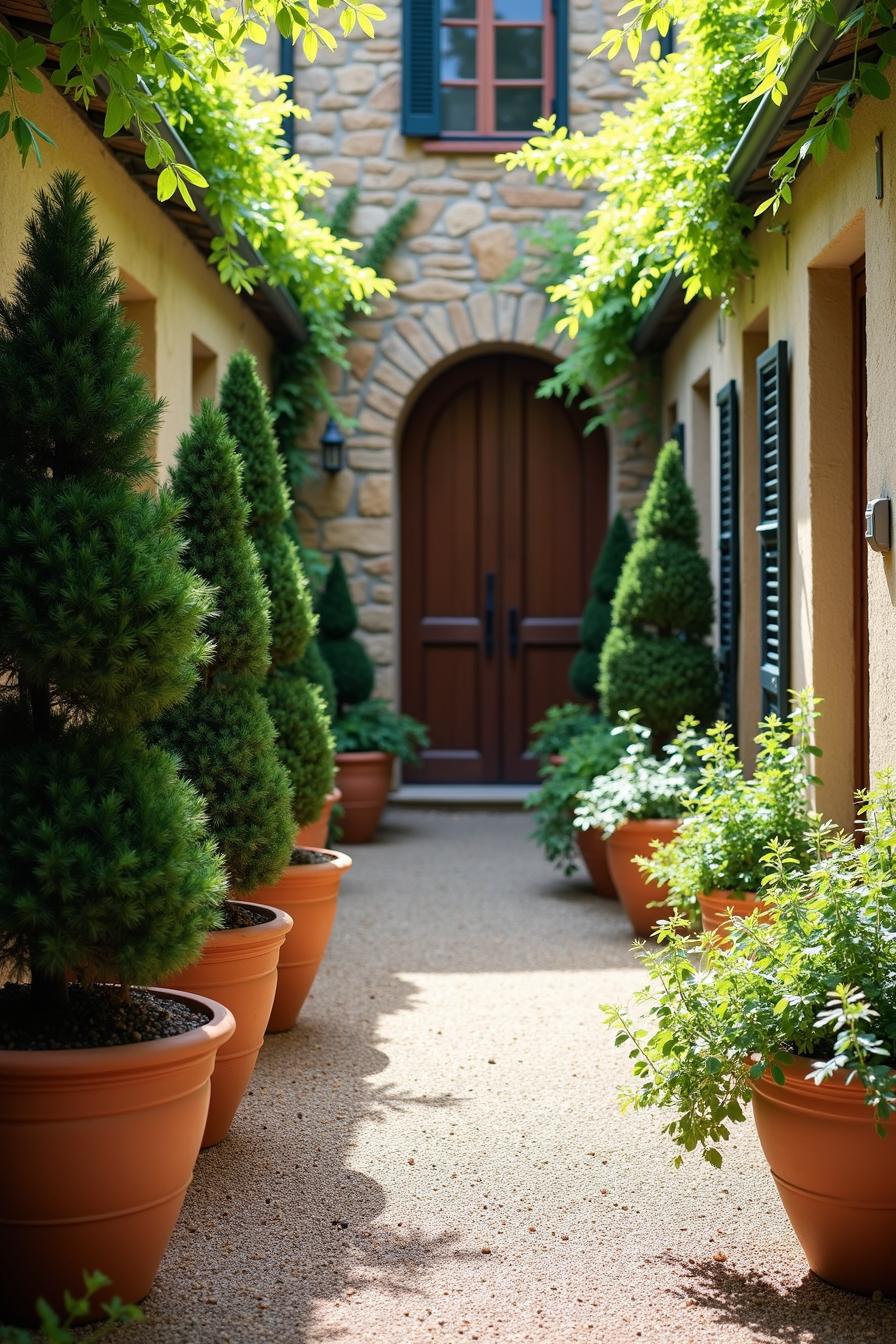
left=549, top=753, right=566, bottom=767
left=251, top=848, right=352, bottom=1032
left=0, top=989, right=234, bottom=1324
left=162, top=901, right=292, bottom=1147
left=576, top=827, right=616, bottom=898
left=335, top=751, right=393, bottom=844
left=751, top=1054, right=896, bottom=1294
left=606, top=819, right=678, bottom=937
left=698, top=889, right=766, bottom=944
left=296, top=786, right=342, bottom=849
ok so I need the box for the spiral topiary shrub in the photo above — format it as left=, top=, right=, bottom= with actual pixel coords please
left=220, top=351, right=333, bottom=829
left=570, top=512, right=631, bottom=704
left=599, top=441, right=719, bottom=742
left=0, top=172, right=224, bottom=1009
left=154, top=402, right=294, bottom=892
left=318, top=554, right=375, bottom=711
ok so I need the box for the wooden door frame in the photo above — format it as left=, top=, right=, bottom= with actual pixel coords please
left=851, top=257, right=869, bottom=803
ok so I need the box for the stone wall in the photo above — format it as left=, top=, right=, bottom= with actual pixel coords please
left=269, top=2, right=658, bottom=702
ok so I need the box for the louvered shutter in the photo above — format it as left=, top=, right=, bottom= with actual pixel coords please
left=670, top=420, right=685, bottom=469
left=716, top=381, right=740, bottom=728
left=552, top=0, right=569, bottom=126
left=756, top=342, right=790, bottom=717
left=402, top=0, right=440, bottom=136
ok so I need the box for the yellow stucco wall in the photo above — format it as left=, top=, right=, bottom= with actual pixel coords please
left=661, top=87, right=896, bottom=826
left=0, top=79, right=274, bottom=475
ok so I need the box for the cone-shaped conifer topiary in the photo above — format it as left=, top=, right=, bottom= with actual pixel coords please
left=0, top=172, right=224, bottom=1009
left=599, top=441, right=719, bottom=742
left=220, top=351, right=333, bottom=829
left=154, top=402, right=294, bottom=892
left=284, top=511, right=337, bottom=719
left=570, top=512, right=631, bottom=703
left=318, top=554, right=375, bottom=711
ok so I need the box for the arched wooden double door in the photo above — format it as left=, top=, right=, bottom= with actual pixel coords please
left=401, top=353, right=608, bottom=783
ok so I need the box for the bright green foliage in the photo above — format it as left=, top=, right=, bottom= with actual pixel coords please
left=299, top=636, right=338, bottom=721
left=602, top=774, right=896, bottom=1166
left=570, top=513, right=631, bottom=703
left=600, top=443, right=718, bottom=741
left=574, top=714, right=705, bottom=837
left=528, top=702, right=598, bottom=766
left=153, top=403, right=294, bottom=891
left=641, top=690, right=820, bottom=922
left=0, top=1267, right=143, bottom=1343
left=334, top=700, right=429, bottom=765
left=318, top=554, right=375, bottom=710
left=526, top=719, right=625, bottom=874
left=221, top=350, right=333, bottom=826
left=0, top=173, right=223, bottom=998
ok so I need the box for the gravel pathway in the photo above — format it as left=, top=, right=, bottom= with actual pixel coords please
left=134, top=808, right=896, bottom=1343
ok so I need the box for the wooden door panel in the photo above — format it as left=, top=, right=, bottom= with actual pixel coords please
left=402, top=352, right=607, bottom=784
left=503, top=358, right=607, bottom=781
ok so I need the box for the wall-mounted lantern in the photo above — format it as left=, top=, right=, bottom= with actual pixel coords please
left=320, top=417, right=346, bottom=475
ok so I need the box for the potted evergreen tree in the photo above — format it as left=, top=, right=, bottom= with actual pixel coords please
left=319, top=555, right=428, bottom=843
left=220, top=352, right=349, bottom=1031
left=596, top=442, right=719, bottom=916
left=154, top=403, right=294, bottom=1145
left=0, top=174, right=234, bottom=1322
left=570, top=511, right=631, bottom=705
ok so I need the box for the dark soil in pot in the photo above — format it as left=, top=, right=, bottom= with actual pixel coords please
left=0, top=982, right=208, bottom=1051
left=290, top=847, right=334, bottom=866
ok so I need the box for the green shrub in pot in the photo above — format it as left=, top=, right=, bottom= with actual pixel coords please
left=334, top=699, right=429, bottom=764
left=639, top=690, right=820, bottom=925
left=574, top=713, right=705, bottom=840
left=528, top=703, right=599, bottom=767
left=526, top=720, right=624, bottom=875
left=570, top=511, right=631, bottom=705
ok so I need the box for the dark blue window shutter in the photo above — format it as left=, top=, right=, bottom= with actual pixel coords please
left=670, top=420, right=685, bottom=469
left=402, top=0, right=440, bottom=136
left=756, top=342, right=790, bottom=717
left=716, top=381, right=740, bottom=729
left=552, top=0, right=569, bottom=126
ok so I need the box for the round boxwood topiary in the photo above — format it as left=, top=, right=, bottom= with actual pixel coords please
left=0, top=171, right=224, bottom=1009
left=570, top=511, right=631, bottom=704
left=318, top=553, right=375, bottom=711
left=220, top=351, right=334, bottom=828
left=153, top=401, right=294, bottom=892
left=599, top=440, right=719, bottom=742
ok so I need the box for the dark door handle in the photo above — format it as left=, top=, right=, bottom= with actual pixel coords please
left=484, top=572, right=495, bottom=658
left=508, top=606, right=519, bottom=658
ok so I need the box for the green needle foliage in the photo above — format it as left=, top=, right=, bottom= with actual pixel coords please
left=220, top=351, right=333, bottom=828
left=600, top=442, right=718, bottom=742
left=318, top=554, right=375, bottom=712
left=154, top=403, right=294, bottom=892
left=0, top=172, right=224, bottom=1004
left=570, top=512, right=631, bottom=704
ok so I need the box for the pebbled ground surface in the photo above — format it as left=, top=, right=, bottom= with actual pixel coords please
left=133, top=808, right=896, bottom=1344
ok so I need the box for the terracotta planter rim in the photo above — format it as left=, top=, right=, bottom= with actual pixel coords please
left=203, top=901, right=294, bottom=953
left=335, top=750, right=394, bottom=765
left=703, top=888, right=759, bottom=902
left=0, top=988, right=235, bottom=1079
left=615, top=817, right=680, bottom=835
left=749, top=1050, right=891, bottom=1095
left=291, top=846, right=353, bottom=874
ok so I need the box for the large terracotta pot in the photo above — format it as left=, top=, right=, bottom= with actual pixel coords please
left=296, top=786, right=342, bottom=849
left=162, top=901, right=292, bottom=1147
left=335, top=751, right=393, bottom=843
left=576, top=826, right=615, bottom=898
left=252, top=848, right=352, bottom=1032
left=698, top=889, right=765, bottom=944
left=751, top=1054, right=896, bottom=1294
left=0, top=989, right=235, bottom=1324
left=606, top=819, right=678, bottom=937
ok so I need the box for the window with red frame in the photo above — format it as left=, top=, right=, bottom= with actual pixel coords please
left=439, top=0, right=555, bottom=136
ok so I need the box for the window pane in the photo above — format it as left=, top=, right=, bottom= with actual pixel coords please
left=494, top=0, right=542, bottom=18
left=495, top=85, right=542, bottom=131
left=442, top=85, right=478, bottom=131
left=495, top=26, right=542, bottom=79
left=441, top=26, right=477, bottom=80
left=442, top=0, right=476, bottom=17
